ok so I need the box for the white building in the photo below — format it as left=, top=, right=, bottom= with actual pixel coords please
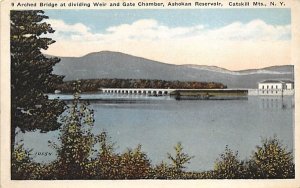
left=258, top=80, right=294, bottom=96
left=285, top=80, right=294, bottom=90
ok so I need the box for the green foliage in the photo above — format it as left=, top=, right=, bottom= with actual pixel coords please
left=91, top=133, right=152, bottom=179
left=167, top=142, right=194, bottom=173
left=90, top=132, right=120, bottom=179
left=153, top=161, right=173, bottom=179
left=11, top=144, right=45, bottom=179
left=213, top=146, right=246, bottom=179
left=58, top=78, right=227, bottom=93
left=45, top=87, right=152, bottom=180
left=153, top=142, right=196, bottom=179
left=118, top=145, right=152, bottom=179
left=11, top=10, right=65, bottom=149
left=50, top=89, right=96, bottom=179
left=213, top=137, right=295, bottom=179
left=248, top=136, right=294, bottom=179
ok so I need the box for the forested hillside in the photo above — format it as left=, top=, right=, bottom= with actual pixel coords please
left=56, top=79, right=227, bottom=93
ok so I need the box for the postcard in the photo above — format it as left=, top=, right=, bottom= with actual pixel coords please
left=1, top=0, right=300, bottom=187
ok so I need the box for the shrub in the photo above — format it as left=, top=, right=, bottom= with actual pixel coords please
left=11, top=144, right=44, bottom=179
left=248, top=136, right=294, bottom=179
left=90, top=132, right=121, bottom=179
left=213, top=146, right=246, bottom=179
left=50, top=90, right=97, bottom=179
left=91, top=133, right=152, bottom=179
left=153, top=161, right=172, bottom=179
left=167, top=142, right=194, bottom=173
left=153, top=143, right=196, bottom=179
left=118, top=145, right=152, bottom=179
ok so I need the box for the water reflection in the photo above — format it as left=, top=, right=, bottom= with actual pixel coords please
left=254, top=96, right=295, bottom=110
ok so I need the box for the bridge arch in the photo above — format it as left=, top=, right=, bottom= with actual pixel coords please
left=101, top=88, right=176, bottom=96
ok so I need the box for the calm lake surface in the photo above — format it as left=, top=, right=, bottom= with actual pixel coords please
left=17, top=94, right=294, bottom=171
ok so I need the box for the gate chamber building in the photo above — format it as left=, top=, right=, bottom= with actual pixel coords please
left=258, top=80, right=294, bottom=96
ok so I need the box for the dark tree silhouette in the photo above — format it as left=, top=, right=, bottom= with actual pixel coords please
left=11, top=10, right=65, bottom=150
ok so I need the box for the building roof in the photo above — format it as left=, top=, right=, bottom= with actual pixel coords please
left=281, top=80, right=294, bottom=84
left=259, top=80, right=284, bottom=84
left=259, top=79, right=294, bottom=84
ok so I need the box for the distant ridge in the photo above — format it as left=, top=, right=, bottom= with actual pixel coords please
left=53, top=51, right=294, bottom=89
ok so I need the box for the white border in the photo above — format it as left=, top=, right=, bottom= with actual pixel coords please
left=1, top=0, right=299, bottom=187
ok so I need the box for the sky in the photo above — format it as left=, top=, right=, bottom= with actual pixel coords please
left=43, top=9, right=291, bottom=70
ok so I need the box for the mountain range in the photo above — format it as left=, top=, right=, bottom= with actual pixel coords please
left=53, top=51, right=294, bottom=89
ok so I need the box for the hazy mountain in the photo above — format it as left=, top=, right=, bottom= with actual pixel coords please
left=53, top=51, right=294, bottom=89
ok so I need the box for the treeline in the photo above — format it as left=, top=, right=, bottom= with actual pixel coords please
left=56, top=79, right=227, bottom=93
left=12, top=93, right=294, bottom=180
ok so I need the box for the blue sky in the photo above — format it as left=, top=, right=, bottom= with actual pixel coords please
left=45, top=9, right=290, bottom=32
left=44, top=9, right=291, bottom=70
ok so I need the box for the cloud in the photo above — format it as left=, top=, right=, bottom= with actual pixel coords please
left=208, top=19, right=291, bottom=41
left=47, top=18, right=290, bottom=42
left=47, top=19, right=91, bottom=39
left=105, top=19, right=199, bottom=41
left=44, top=18, right=291, bottom=70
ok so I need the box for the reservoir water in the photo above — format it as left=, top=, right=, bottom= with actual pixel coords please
left=16, top=94, right=294, bottom=171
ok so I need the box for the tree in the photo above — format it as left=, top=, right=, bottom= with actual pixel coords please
left=10, top=10, right=65, bottom=149
left=167, top=142, right=194, bottom=174
left=91, top=131, right=121, bottom=179
left=213, top=146, right=246, bottom=179
left=11, top=143, right=44, bottom=179
left=50, top=89, right=96, bottom=179
left=119, top=145, right=152, bottom=179
left=248, top=136, right=294, bottom=178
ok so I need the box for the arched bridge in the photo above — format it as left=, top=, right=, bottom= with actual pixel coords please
left=100, top=88, right=250, bottom=97
left=101, top=88, right=176, bottom=96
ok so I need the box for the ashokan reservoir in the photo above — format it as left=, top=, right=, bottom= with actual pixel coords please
left=16, top=94, right=294, bottom=171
